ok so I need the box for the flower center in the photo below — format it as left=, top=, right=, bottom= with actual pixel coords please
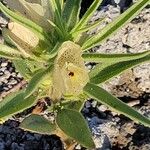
left=68, top=71, right=74, bottom=77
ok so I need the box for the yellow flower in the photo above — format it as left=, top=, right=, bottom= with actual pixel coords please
left=5, top=22, right=39, bottom=56
left=6, top=0, right=53, bottom=31
left=51, top=41, right=89, bottom=100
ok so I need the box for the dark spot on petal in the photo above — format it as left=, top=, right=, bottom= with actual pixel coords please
left=68, top=72, right=74, bottom=77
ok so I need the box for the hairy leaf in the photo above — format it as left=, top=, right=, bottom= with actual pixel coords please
left=56, top=108, right=95, bottom=148
left=20, top=114, right=56, bottom=134
left=13, top=59, right=32, bottom=80
left=50, top=0, right=65, bottom=32
left=72, top=0, right=103, bottom=32
left=83, top=51, right=150, bottom=63
left=0, top=44, right=22, bottom=59
left=72, top=18, right=105, bottom=36
left=90, top=54, right=150, bottom=84
left=82, top=0, right=149, bottom=50
left=63, top=0, right=81, bottom=30
left=63, top=100, right=85, bottom=112
left=0, top=90, right=37, bottom=119
left=25, top=66, right=53, bottom=98
left=84, top=83, right=150, bottom=127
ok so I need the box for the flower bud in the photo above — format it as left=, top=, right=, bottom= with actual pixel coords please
left=8, top=22, right=39, bottom=51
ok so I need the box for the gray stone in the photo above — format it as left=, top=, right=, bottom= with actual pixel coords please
left=0, top=142, right=5, bottom=150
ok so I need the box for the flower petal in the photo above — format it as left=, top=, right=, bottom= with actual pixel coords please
left=51, top=65, right=65, bottom=101
left=61, top=63, right=89, bottom=95
left=56, top=41, right=85, bottom=68
left=6, top=0, right=52, bottom=30
left=7, top=22, right=39, bottom=52
left=51, top=41, right=89, bottom=100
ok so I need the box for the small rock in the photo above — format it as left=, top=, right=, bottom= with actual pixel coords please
left=1, top=62, right=8, bottom=67
left=0, top=142, right=5, bottom=150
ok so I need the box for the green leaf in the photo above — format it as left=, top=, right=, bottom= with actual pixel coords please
left=48, top=20, right=64, bottom=38
left=84, top=83, right=150, bottom=127
left=2, top=28, right=17, bottom=48
left=20, top=114, right=56, bottom=134
left=13, top=59, right=32, bottom=80
left=0, top=44, right=22, bottom=60
left=60, top=0, right=64, bottom=9
left=56, top=108, right=95, bottom=149
left=50, top=0, right=65, bottom=31
left=90, top=54, right=150, bottom=84
left=71, top=0, right=103, bottom=32
left=25, top=66, right=53, bottom=98
left=83, top=50, right=150, bottom=63
left=48, top=42, right=62, bottom=59
left=0, top=2, right=49, bottom=42
left=72, top=17, right=105, bottom=36
left=55, top=0, right=63, bottom=15
left=64, top=100, right=85, bottom=112
left=63, top=0, right=82, bottom=30
left=82, top=0, right=149, bottom=50
left=0, top=90, right=37, bottom=119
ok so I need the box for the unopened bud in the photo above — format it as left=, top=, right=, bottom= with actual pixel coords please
left=8, top=22, right=39, bottom=50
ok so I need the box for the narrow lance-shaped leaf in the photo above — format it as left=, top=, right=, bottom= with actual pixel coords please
left=82, top=0, right=149, bottom=50
left=73, top=18, right=105, bottom=35
left=60, top=0, right=64, bottom=8
left=20, top=114, right=56, bottom=134
left=71, top=0, right=103, bottom=32
left=50, top=0, right=65, bottom=32
left=90, top=54, right=150, bottom=84
left=13, top=59, right=32, bottom=80
left=63, top=0, right=82, bottom=30
left=48, top=42, right=62, bottom=59
left=56, top=108, right=95, bottom=149
left=55, top=0, right=62, bottom=15
left=25, top=65, right=53, bottom=98
left=0, top=90, right=37, bottom=119
left=2, top=28, right=17, bottom=48
left=0, top=44, right=23, bottom=60
left=48, top=20, right=64, bottom=38
left=84, top=83, right=150, bottom=127
left=0, top=2, right=50, bottom=42
left=82, top=50, right=150, bottom=63
left=41, top=0, right=54, bottom=20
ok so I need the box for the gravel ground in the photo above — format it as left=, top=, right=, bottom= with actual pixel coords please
left=0, top=0, right=150, bottom=150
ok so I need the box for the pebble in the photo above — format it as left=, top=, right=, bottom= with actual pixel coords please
left=1, top=63, right=7, bottom=67
left=0, top=142, right=5, bottom=150
left=0, top=1, right=149, bottom=150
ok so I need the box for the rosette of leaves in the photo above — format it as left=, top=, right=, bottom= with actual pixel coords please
left=0, top=0, right=150, bottom=149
